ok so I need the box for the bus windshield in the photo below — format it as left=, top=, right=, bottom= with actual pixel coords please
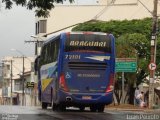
left=65, top=33, right=111, bottom=53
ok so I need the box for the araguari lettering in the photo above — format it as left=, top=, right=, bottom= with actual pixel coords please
left=70, top=41, right=106, bottom=47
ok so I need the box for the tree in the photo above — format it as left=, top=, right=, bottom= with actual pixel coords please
left=2, top=0, right=74, bottom=17
left=114, top=33, right=149, bottom=104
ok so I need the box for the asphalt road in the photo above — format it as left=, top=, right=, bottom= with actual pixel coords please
left=0, top=105, right=159, bottom=120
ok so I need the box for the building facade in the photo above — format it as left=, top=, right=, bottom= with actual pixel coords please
left=1, top=56, right=36, bottom=106
left=35, top=0, right=159, bottom=38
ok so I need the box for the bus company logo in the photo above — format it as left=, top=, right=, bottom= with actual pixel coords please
left=69, top=41, right=107, bottom=47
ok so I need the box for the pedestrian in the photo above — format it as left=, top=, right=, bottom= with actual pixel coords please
left=134, top=87, right=140, bottom=106
left=136, top=91, right=146, bottom=107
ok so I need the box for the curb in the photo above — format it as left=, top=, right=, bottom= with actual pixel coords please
left=106, top=108, right=159, bottom=112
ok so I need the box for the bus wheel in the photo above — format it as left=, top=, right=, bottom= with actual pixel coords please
left=90, top=105, right=97, bottom=112
left=79, top=106, right=85, bottom=111
left=57, top=104, right=66, bottom=111
left=52, top=103, right=57, bottom=111
left=97, top=105, right=105, bottom=112
left=42, top=102, right=48, bottom=109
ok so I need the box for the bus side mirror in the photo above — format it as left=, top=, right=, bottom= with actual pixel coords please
left=34, top=56, right=40, bottom=75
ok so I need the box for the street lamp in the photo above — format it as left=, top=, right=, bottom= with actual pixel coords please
left=30, top=35, right=44, bottom=56
left=11, top=49, right=24, bottom=56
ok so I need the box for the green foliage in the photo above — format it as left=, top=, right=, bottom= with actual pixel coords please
left=73, top=18, right=160, bottom=86
left=73, top=18, right=152, bottom=39
left=116, top=34, right=136, bottom=58
left=2, top=0, right=74, bottom=17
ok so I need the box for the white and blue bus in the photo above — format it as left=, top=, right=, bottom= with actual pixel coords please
left=35, top=32, right=115, bottom=112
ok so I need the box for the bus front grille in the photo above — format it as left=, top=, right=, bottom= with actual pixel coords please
left=68, top=62, right=107, bottom=70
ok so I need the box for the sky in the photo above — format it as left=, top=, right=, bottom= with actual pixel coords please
left=0, top=4, right=35, bottom=60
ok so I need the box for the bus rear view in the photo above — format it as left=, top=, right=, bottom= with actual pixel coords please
left=59, top=32, right=115, bottom=112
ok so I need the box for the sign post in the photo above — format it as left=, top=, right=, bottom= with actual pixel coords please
left=116, top=58, right=137, bottom=104
left=149, top=0, right=158, bottom=109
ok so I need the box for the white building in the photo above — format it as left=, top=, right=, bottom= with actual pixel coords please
left=1, top=56, right=35, bottom=105
left=35, top=0, right=159, bottom=38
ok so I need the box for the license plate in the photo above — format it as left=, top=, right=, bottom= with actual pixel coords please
left=82, top=96, right=92, bottom=100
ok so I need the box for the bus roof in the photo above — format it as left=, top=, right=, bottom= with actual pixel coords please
left=43, top=34, right=60, bottom=45
left=43, top=31, right=111, bottom=45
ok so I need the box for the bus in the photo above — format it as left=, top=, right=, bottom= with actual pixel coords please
left=34, top=32, right=115, bottom=112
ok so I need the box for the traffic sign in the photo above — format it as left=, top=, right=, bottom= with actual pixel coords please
left=26, top=82, right=34, bottom=88
left=116, top=58, right=137, bottom=72
left=148, top=62, right=156, bottom=70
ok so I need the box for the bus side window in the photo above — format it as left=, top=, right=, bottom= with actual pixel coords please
left=48, top=42, right=52, bottom=63
left=51, top=40, right=58, bottom=62
left=44, top=45, right=48, bottom=64
left=51, top=41, right=54, bottom=62
left=53, top=41, right=57, bottom=62
left=39, top=45, right=45, bottom=66
left=54, top=40, right=60, bottom=61
left=34, top=56, right=40, bottom=75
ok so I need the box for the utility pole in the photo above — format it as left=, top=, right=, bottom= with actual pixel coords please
left=25, top=37, right=44, bottom=106
left=22, top=56, right=25, bottom=106
left=10, top=60, right=13, bottom=105
left=149, top=0, right=158, bottom=109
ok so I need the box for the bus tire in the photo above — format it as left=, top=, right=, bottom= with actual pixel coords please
left=58, top=104, right=66, bottom=111
left=90, top=105, right=97, bottom=112
left=97, top=105, right=105, bottom=112
left=79, top=106, right=85, bottom=111
left=42, top=102, right=48, bottom=109
left=52, top=103, right=57, bottom=111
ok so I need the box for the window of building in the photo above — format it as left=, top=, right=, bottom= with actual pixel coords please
left=35, top=20, right=47, bottom=35
left=7, top=65, right=10, bottom=70
left=35, top=22, right=38, bottom=35
left=39, top=20, right=47, bottom=33
left=14, top=80, right=22, bottom=91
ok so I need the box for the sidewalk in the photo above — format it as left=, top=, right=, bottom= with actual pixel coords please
left=106, top=104, right=160, bottom=113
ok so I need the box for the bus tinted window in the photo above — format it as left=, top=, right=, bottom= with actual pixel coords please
left=39, top=37, right=60, bottom=66
left=65, top=34, right=111, bottom=53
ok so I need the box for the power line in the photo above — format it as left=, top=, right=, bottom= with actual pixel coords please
left=92, top=5, right=109, bottom=20
left=137, top=0, right=153, bottom=15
